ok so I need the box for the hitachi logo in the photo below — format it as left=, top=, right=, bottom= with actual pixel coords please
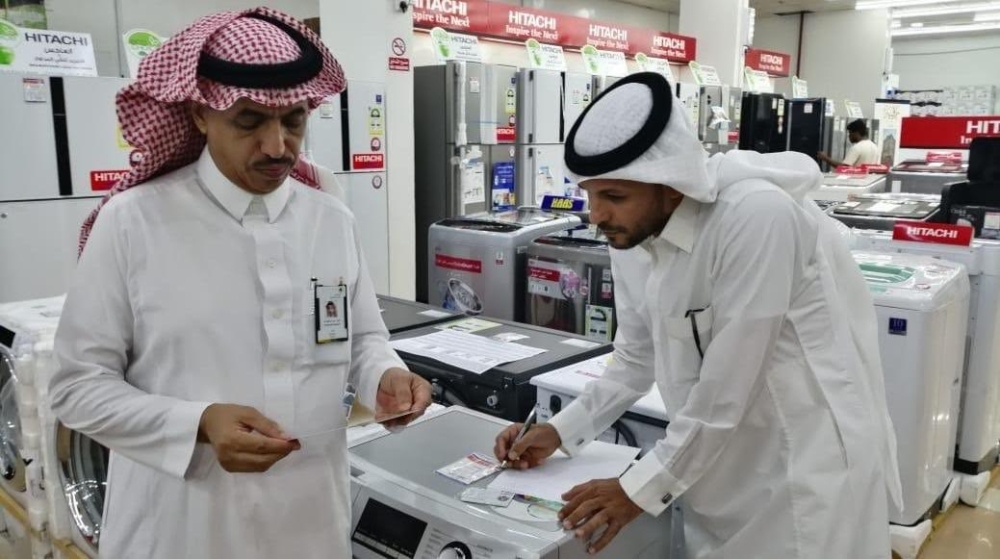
left=92, top=171, right=127, bottom=182
left=905, top=226, right=958, bottom=239
left=966, top=120, right=1000, bottom=134
left=414, top=0, right=468, bottom=16
left=354, top=154, right=382, bottom=162
left=654, top=35, right=686, bottom=49
left=589, top=24, right=627, bottom=41
left=509, top=11, right=556, bottom=30
left=761, top=54, right=783, bottom=65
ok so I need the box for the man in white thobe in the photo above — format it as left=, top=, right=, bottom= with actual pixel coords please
left=495, top=72, right=903, bottom=558
left=51, top=8, right=430, bottom=558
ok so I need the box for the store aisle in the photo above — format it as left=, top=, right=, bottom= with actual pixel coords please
left=917, top=468, right=1000, bottom=559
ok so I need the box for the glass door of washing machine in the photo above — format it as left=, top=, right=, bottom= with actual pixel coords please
left=57, top=422, right=109, bottom=555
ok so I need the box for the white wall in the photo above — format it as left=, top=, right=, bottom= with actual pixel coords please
left=799, top=8, right=890, bottom=116
left=752, top=14, right=800, bottom=97
left=45, top=0, right=319, bottom=76
left=893, top=34, right=1000, bottom=114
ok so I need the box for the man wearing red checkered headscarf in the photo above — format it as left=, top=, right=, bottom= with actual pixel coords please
left=50, top=8, right=431, bottom=558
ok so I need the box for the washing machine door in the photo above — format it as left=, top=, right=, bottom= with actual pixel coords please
left=57, top=422, right=108, bottom=555
left=0, top=349, right=26, bottom=502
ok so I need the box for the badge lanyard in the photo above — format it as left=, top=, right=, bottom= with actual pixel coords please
left=313, top=276, right=355, bottom=417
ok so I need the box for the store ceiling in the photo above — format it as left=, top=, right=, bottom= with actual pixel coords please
left=615, top=0, right=857, bottom=16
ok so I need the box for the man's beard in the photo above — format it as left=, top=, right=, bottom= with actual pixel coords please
left=600, top=215, right=669, bottom=250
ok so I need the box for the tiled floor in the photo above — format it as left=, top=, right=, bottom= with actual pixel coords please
left=916, top=469, right=1000, bottom=559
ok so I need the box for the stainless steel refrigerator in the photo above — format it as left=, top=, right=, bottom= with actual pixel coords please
left=414, top=62, right=519, bottom=302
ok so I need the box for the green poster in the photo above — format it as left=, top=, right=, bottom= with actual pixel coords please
left=3, top=1, right=47, bottom=30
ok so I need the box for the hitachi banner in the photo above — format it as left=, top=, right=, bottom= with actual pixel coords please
left=413, top=0, right=696, bottom=62
left=0, top=19, right=97, bottom=76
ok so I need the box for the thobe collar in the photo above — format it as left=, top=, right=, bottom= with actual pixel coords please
left=196, top=148, right=291, bottom=223
left=650, top=195, right=699, bottom=254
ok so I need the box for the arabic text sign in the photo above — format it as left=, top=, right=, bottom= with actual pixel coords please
left=0, top=20, right=98, bottom=77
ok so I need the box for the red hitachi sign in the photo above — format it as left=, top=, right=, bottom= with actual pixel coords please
left=509, top=10, right=556, bottom=30
left=892, top=221, right=973, bottom=247
left=352, top=153, right=385, bottom=170
left=589, top=24, right=628, bottom=41
left=414, top=0, right=468, bottom=15
left=90, top=170, right=129, bottom=191
left=654, top=35, right=685, bottom=50
left=435, top=254, right=482, bottom=273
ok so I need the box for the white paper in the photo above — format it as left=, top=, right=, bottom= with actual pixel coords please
left=489, top=441, right=640, bottom=503
left=419, top=309, right=453, bottom=319
left=436, top=318, right=501, bottom=334
left=561, top=338, right=600, bottom=349
left=391, top=330, right=547, bottom=375
left=868, top=201, right=901, bottom=213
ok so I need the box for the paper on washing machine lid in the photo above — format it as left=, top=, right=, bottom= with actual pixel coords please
left=390, top=329, right=547, bottom=374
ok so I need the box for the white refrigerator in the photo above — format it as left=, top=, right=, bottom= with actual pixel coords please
left=305, top=79, right=390, bottom=295
left=0, top=74, right=131, bottom=303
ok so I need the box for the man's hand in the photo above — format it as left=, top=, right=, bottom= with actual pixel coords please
left=376, top=368, right=432, bottom=428
left=559, top=478, right=644, bottom=555
left=493, top=422, right=561, bottom=470
left=198, top=404, right=300, bottom=473
left=817, top=152, right=832, bottom=165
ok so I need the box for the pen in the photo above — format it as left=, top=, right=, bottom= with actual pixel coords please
left=501, top=407, right=538, bottom=470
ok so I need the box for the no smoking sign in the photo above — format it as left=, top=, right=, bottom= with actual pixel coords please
left=391, top=37, right=406, bottom=57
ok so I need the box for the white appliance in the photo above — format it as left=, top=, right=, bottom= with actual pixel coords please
left=0, top=508, right=32, bottom=559
left=851, top=230, right=1000, bottom=505
left=0, top=297, right=66, bottom=558
left=348, top=406, right=674, bottom=559
left=516, top=69, right=590, bottom=206
left=675, top=82, right=701, bottom=133
left=0, top=74, right=132, bottom=304
left=305, top=79, right=390, bottom=294
left=810, top=173, right=887, bottom=203
left=853, top=252, right=968, bottom=528
left=531, top=354, right=667, bottom=456
left=0, top=296, right=105, bottom=557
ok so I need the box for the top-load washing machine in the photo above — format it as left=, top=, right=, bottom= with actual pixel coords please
left=853, top=252, right=969, bottom=525
left=851, top=230, right=1000, bottom=504
left=0, top=296, right=107, bottom=557
left=811, top=173, right=887, bottom=202
left=889, top=160, right=968, bottom=195
left=829, top=193, right=942, bottom=230
left=526, top=225, right=616, bottom=343
left=428, top=208, right=580, bottom=322
left=376, top=295, right=458, bottom=335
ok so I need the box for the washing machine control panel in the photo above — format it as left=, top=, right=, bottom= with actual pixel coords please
left=350, top=489, right=529, bottom=559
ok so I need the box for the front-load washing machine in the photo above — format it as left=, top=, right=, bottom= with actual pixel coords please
left=526, top=225, right=616, bottom=343
left=853, top=252, right=969, bottom=527
left=428, top=208, right=580, bottom=322
left=851, top=230, right=1000, bottom=505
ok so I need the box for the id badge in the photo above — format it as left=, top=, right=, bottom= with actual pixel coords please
left=315, top=281, right=349, bottom=343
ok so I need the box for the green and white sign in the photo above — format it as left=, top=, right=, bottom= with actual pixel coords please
left=0, top=1, right=46, bottom=30
left=636, top=53, right=674, bottom=82
left=0, top=18, right=97, bottom=76
left=743, top=66, right=773, bottom=94
left=689, top=61, right=721, bottom=87
left=792, top=75, right=808, bottom=99
left=596, top=49, right=628, bottom=78
left=123, top=29, right=166, bottom=78
left=845, top=101, right=864, bottom=119
left=581, top=45, right=602, bottom=75
left=431, top=27, right=481, bottom=63
left=525, top=39, right=566, bottom=71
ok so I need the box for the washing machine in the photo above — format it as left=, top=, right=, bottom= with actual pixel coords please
left=428, top=208, right=581, bottom=322
left=376, top=295, right=458, bottom=335
left=851, top=230, right=1000, bottom=505
left=0, top=508, right=31, bottom=559
left=0, top=351, right=27, bottom=508
left=888, top=160, right=968, bottom=195
left=531, top=354, right=667, bottom=456
left=853, top=252, right=969, bottom=526
left=391, top=317, right=611, bottom=422
left=526, top=225, right=616, bottom=343
left=810, top=173, right=887, bottom=202
left=829, top=193, right=942, bottom=230
left=0, top=297, right=106, bottom=557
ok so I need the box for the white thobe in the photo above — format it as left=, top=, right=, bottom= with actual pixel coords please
left=51, top=149, right=403, bottom=558
left=550, top=155, right=902, bottom=558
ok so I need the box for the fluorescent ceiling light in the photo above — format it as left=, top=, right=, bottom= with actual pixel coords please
left=856, top=0, right=958, bottom=10
left=891, top=21, right=1000, bottom=35
left=891, top=18, right=903, bottom=26
left=974, top=9, right=1000, bottom=20
left=893, top=1, right=1000, bottom=18
left=910, top=21, right=924, bottom=26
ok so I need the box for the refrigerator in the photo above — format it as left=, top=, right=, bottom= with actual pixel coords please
left=822, top=117, right=848, bottom=172
left=696, top=85, right=742, bottom=155
left=0, top=74, right=131, bottom=303
left=414, top=62, right=519, bottom=302
left=675, top=82, right=702, bottom=137
left=786, top=98, right=827, bottom=163
left=515, top=68, right=592, bottom=207
left=739, top=92, right=787, bottom=154
left=305, top=79, right=391, bottom=295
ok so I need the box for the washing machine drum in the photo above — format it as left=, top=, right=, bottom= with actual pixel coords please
left=57, top=422, right=109, bottom=553
left=0, top=349, right=26, bottom=502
